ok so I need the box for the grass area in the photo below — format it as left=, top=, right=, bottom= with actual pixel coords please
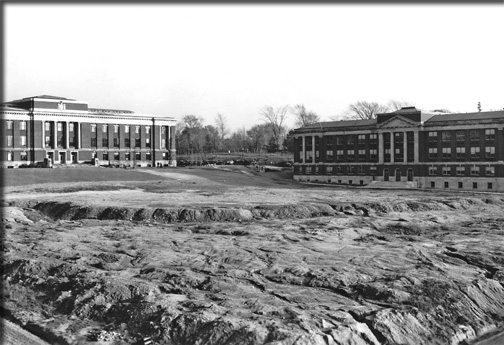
left=2, top=167, right=165, bottom=187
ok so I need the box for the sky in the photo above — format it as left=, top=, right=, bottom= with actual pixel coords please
left=4, top=4, right=504, bottom=132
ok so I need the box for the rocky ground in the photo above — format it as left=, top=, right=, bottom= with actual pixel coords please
left=2, top=165, right=504, bottom=345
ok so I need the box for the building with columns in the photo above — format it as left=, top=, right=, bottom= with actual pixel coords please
left=1, top=95, right=177, bottom=168
left=292, top=107, right=504, bottom=191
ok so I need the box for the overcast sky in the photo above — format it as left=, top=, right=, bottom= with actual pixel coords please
left=5, top=4, right=504, bottom=131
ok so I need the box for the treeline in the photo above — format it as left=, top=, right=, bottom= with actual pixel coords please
left=175, top=104, right=321, bottom=155
left=175, top=100, right=421, bottom=155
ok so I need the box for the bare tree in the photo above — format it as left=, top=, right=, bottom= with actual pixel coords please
left=291, top=104, right=320, bottom=128
left=260, top=105, right=289, bottom=150
left=345, top=101, right=390, bottom=120
left=214, top=113, right=229, bottom=148
left=387, top=99, right=415, bottom=111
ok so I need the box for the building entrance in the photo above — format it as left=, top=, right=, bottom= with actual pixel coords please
left=407, top=169, right=413, bottom=181
left=71, top=152, right=78, bottom=163
left=395, top=169, right=401, bottom=181
left=384, top=168, right=389, bottom=181
left=59, top=152, right=66, bottom=164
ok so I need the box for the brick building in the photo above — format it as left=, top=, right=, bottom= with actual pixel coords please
left=292, top=107, right=504, bottom=191
left=1, top=95, right=177, bottom=168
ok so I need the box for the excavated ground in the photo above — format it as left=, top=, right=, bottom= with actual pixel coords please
left=2, top=166, right=504, bottom=345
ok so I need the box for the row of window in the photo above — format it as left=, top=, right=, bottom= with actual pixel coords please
left=431, top=181, right=494, bottom=190
left=428, top=129, right=495, bottom=142
left=428, top=146, right=495, bottom=159
left=428, top=166, right=495, bottom=176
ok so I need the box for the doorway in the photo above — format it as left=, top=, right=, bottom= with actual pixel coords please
left=59, top=152, right=66, bottom=164
left=395, top=169, right=401, bottom=182
left=407, top=169, right=413, bottom=181
left=384, top=168, right=389, bottom=181
left=71, top=152, right=78, bottom=163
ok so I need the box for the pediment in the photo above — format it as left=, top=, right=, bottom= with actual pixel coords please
left=378, top=115, right=418, bottom=129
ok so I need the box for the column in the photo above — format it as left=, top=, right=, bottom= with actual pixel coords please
left=378, top=132, right=384, bottom=163
left=52, top=121, right=57, bottom=149
left=75, top=123, right=80, bottom=149
left=390, top=132, right=395, bottom=163
left=167, top=126, right=171, bottom=150
left=403, top=131, right=407, bottom=163
left=302, top=136, right=306, bottom=164
left=159, top=126, right=163, bottom=149
left=414, top=131, right=419, bottom=163
left=65, top=122, right=70, bottom=149
left=312, top=136, right=316, bottom=164
left=41, top=121, right=45, bottom=148
left=169, top=125, right=176, bottom=166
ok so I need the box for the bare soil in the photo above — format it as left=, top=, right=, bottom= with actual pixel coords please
left=2, top=165, right=504, bottom=345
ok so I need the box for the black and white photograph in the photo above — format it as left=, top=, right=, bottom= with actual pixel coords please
left=2, top=2, right=504, bottom=345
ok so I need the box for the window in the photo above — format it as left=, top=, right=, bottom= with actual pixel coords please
left=442, top=147, right=451, bottom=159
left=7, top=121, right=13, bottom=129
left=326, top=150, right=334, bottom=160
left=485, top=129, right=495, bottom=141
left=444, top=182, right=449, bottom=188
left=369, top=134, right=377, bottom=144
left=394, top=132, right=403, bottom=143
left=348, top=166, right=355, bottom=174
left=336, top=166, right=342, bottom=174
left=488, top=182, right=493, bottom=190
left=7, top=135, right=13, bottom=146
left=473, top=182, right=478, bottom=189
left=456, top=166, right=465, bottom=175
left=326, top=166, right=333, bottom=174
left=57, top=122, right=63, bottom=131
left=306, top=151, right=313, bottom=160
left=306, top=166, right=312, bottom=174
left=113, top=137, right=119, bottom=148
left=91, top=124, right=97, bottom=133
left=125, top=125, right=130, bottom=133
left=161, top=139, right=166, bottom=149
left=336, top=137, right=344, bottom=145
left=429, top=166, right=438, bottom=175
left=103, top=152, right=109, bottom=161
left=370, top=166, right=377, bottom=174
left=125, top=152, right=130, bottom=160
left=358, top=165, right=365, bottom=175
left=102, top=137, right=109, bottom=147
left=102, top=124, right=108, bottom=133
left=20, top=135, right=26, bottom=146
left=114, top=152, right=120, bottom=160
left=146, top=152, right=152, bottom=161
left=347, top=136, right=355, bottom=145
left=429, top=148, right=437, bottom=159
left=456, top=131, right=465, bottom=141
left=146, top=126, right=151, bottom=134
left=91, top=137, right=97, bottom=147
left=135, top=126, right=140, bottom=134
left=315, top=166, right=319, bottom=174
left=347, top=150, right=355, bottom=161
left=20, top=151, right=27, bottom=161
left=135, top=138, right=141, bottom=148
left=369, top=149, right=377, bottom=160
left=470, top=147, right=480, bottom=159
left=135, top=152, right=141, bottom=160
left=458, top=182, right=463, bottom=189
left=456, top=147, right=465, bottom=158
left=114, top=125, right=119, bottom=133
left=485, top=166, right=495, bottom=176
left=442, top=167, right=451, bottom=175
left=45, top=122, right=51, bottom=131
left=470, top=166, right=479, bottom=176
left=336, top=150, right=344, bottom=161
left=442, top=131, right=451, bottom=142
left=146, top=137, right=151, bottom=148
left=358, top=134, right=366, bottom=145
left=431, top=181, right=436, bottom=188
left=470, top=130, right=480, bottom=142
left=428, top=131, right=438, bottom=142
left=358, top=150, right=366, bottom=161
left=7, top=151, right=13, bottom=161
left=20, top=121, right=26, bottom=130
left=315, top=150, right=320, bottom=159
left=485, top=146, right=495, bottom=159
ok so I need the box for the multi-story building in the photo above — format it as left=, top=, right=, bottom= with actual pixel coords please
left=292, top=107, right=504, bottom=191
left=1, top=95, right=177, bottom=168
